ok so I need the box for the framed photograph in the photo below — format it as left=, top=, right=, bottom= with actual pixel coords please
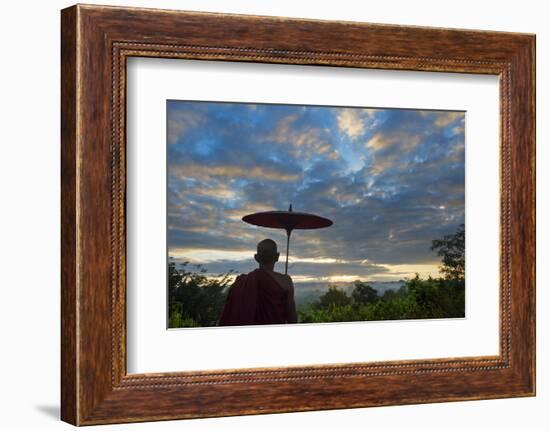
left=61, top=4, right=535, bottom=425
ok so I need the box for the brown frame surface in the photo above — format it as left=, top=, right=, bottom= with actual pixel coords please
left=61, top=4, right=535, bottom=426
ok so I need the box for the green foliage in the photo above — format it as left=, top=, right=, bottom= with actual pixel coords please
left=351, top=282, right=379, bottom=305
left=318, top=286, right=352, bottom=308
left=168, top=305, right=200, bottom=328
left=298, top=276, right=465, bottom=323
left=431, top=224, right=465, bottom=280
left=380, top=285, right=408, bottom=301
left=168, top=261, right=233, bottom=328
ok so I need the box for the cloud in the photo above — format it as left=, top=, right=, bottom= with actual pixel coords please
left=265, top=114, right=336, bottom=161
left=433, top=111, right=464, bottom=128
left=167, top=106, right=205, bottom=144
left=171, top=163, right=300, bottom=182
left=366, top=132, right=421, bottom=152
left=337, top=108, right=366, bottom=138
left=270, top=114, right=299, bottom=141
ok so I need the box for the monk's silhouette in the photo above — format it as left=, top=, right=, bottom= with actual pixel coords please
left=218, top=239, right=297, bottom=326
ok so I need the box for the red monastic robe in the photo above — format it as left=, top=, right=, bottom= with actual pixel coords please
left=218, top=268, right=292, bottom=326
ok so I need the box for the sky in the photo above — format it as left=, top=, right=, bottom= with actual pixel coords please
left=166, top=100, right=465, bottom=284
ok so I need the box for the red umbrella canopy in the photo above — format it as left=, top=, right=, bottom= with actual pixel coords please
left=241, top=205, right=333, bottom=274
left=242, top=205, right=333, bottom=232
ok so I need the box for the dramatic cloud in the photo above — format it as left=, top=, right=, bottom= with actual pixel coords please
left=166, top=101, right=465, bottom=283
left=337, top=108, right=365, bottom=138
left=433, top=111, right=464, bottom=128
left=167, top=105, right=206, bottom=144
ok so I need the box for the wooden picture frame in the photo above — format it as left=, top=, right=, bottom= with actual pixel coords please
left=61, top=4, right=535, bottom=425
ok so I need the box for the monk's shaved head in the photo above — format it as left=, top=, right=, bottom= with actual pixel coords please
left=255, top=239, right=279, bottom=265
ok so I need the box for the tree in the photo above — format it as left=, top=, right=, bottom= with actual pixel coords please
left=431, top=224, right=465, bottom=280
left=168, top=261, right=234, bottom=328
left=381, top=285, right=408, bottom=301
left=351, top=282, right=379, bottom=305
left=318, top=286, right=351, bottom=308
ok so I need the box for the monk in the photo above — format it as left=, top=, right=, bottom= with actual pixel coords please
left=218, top=239, right=297, bottom=326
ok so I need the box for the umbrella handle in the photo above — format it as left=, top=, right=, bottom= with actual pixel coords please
left=285, top=229, right=292, bottom=275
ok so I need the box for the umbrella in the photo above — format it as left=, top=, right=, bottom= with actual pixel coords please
left=242, top=205, right=333, bottom=274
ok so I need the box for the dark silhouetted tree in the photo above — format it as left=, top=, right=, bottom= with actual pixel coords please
left=168, top=260, right=234, bottom=328
left=318, top=286, right=351, bottom=308
left=351, top=282, right=378, bottom=305
left=431, top=224, right=465, bottom=281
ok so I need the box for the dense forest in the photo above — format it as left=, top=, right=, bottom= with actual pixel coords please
left=168, top=224, right=465, bottom=328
